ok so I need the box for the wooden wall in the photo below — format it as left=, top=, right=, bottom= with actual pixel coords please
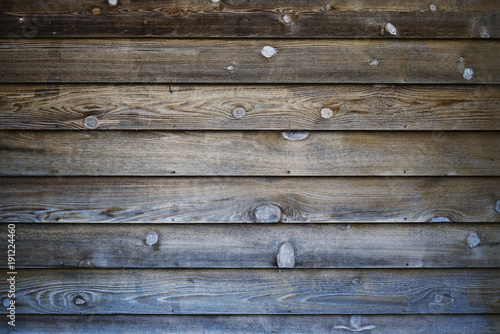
left=0, top=0, right=499, bottom=333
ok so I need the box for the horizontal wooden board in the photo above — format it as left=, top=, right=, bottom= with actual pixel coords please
left=1, top=0, right=498, bottom=38
left=1, top=84, right=499, bottom=130
left=0, top=40, right=499, bottom=83
left=0, top=177, right=498, bottom=223
left=1, top=268, right=497, bottom=314
left=0, top=131, right=498, bottom=176
left=2, top=315, right=499, bottom=334
left=4, top=224, right=499, bottom=268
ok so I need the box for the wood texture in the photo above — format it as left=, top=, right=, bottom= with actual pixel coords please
left=1, top=84, right=499, bottom=130
left=0, top=131, right=498, bottom=176
left=0, top=40, right=499, bottom=83
left=1, top=0, right=499, bottom=38
left=1, top=268, right=497, bottom=314
left=2, top=315, right=499, bottom=334
left=5, top=224, right=499, bottom=269
left=1, top=177, right=498, bottom=223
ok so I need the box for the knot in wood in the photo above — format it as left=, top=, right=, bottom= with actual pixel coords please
left=463, top=68, right=474, bottom=81
left=320, top=107, right=334, bottom=119
left=255, top=204, right=281, bottom=222
left=232, top=107, right=246, bottom=119
left=282, top=131, right=309, bottom=141
left=467, top=232, right=480, bottom=248
left=385, top=23, right=397, bottom=35
left=92, top=8, right=102, bottom=15
left=74, top=295, right=86, bottom=305
left=145, top=231, right=159, bottom=246
left=261, top=46, right=277, bottom=59
left=277, top=242, right=295, bottom=268
left=429, top=216, right=452, bottom=223
left=481, top=28, right=490, bottom=38
left=85, top=116, right=99, bottom=129
left=495, top=200, right=500, bottom=214
left=1, top=297, right=10, bottom=308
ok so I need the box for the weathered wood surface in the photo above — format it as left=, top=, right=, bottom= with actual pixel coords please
left=5, top=224, right=499, bottom=268
left=1, top=84, right=499, bottom=130
left=1, top=269, right=497, bottom=314
left=1, top=0, right=498, bottom=38
left=1, top=131, right=498, bottom=176
left=2, top=315, right=499, bottom=334
left=1, top=177, right=498, bottom=223
left=0, top=40, right=499, bottom=83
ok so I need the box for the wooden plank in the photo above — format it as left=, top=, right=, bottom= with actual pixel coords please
left=1, top=84, right=499, bottom=130
left=0, top=177, right=498, bottom=223
left=5, top=224, right=499, bottom=269
left=1, top=268, right=497, bottom=314
left=3, top=315, right=499, bottom=334
left=0, top=40, right=499, bottom=84
left=1, top=0, right=498, bottom=38
left=0, top=131, right=498, bottom=176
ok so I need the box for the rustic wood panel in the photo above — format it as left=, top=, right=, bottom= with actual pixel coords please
left=5, top=224, right=499, bottom=269
left=1, top=0, right=498, bottom=38
left=1, top=177, right=498, bottom=223
left=3, top=315, right=499, bottom=334
left=1, top=84, right=499, bottom=130
left=0, top=40, right=499, bottom=83
left=1, top=269, right=497, bottom=314
left=0, top=131, right=497, bottom=176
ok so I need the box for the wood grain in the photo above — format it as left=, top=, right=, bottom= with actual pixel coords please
left=1, top=268, right=497, bottom=314
left=0, top=39, right=499, bottom=83
left=0, top=131, right=498, bottom=176
left=1, top=0, right=498, bottom=38
left=1, top=177, right=498, bottom=223
left=2, top=315, right=499, bottom=334
left=1, top=84, right=499, bottom=130
left=5, top=224, right=499, bottom=268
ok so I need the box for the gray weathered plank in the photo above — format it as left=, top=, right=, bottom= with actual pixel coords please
left=2, top=315, right=499, bottom=334
left=1, top=131, right=498, bottom=176
left=0, top=40, right=498, bottom=83
left=1, top=84, right=499, bottom=130
left=1, top=0, right=499, bottom=38
left=1, top=177, right=498, bottom=223
left=4, top=224, right=499, bottom=269
left=1, top=268, right=497, bottom=314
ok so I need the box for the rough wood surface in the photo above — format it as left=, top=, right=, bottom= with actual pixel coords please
left=1, top=177, right=498, bottom=223
left=1, top=0, right=498, bottom=38
left=5, top=224, right=499, bottom=268
left=1, top=84, right=499, bottom=130
left=0, top=40, right=499, bottom=83
left=2, top=315, right=498, bottom=334
left=0, top=131, right=498, bottom=176
left=1, top=268, right=497, bottom=315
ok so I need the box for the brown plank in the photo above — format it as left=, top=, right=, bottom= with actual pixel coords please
left=0, top=39, right=499, bottom=83
left=2, top=315, right=499, bottom=334
left=1, top=0, right=498, bottom=38
left=0, top=131, right=498, bottom=176
left=4, top=224, right=499, bottom=268
left=1, top=268, right=497, bottom=314
left=0, top=177, right=498, bottom=223
left=1, top=84, right=499, bottom=130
